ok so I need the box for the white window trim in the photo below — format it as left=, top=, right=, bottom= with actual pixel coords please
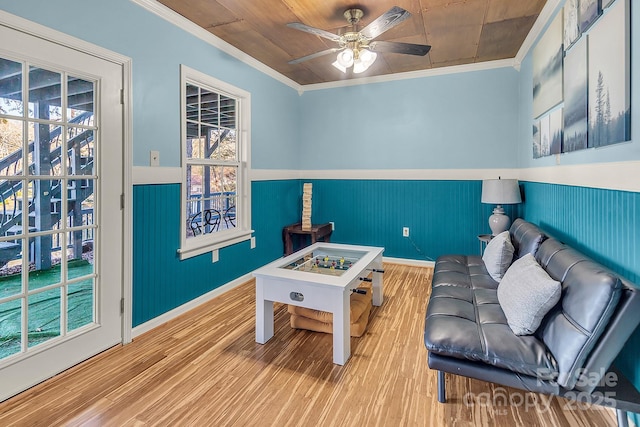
left=178, top=65, right=252, bottom=260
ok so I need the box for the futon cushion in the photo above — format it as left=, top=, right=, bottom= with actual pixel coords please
left=425, top=253, right=558, bottom=380
left=482, top=230, right=514, bottom=281
left=498, top=254, right=561, bottom=336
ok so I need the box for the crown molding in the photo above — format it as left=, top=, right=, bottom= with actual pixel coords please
left=514, top=0, right=563, bottom=68
left=300, top=58, right=517, bottom=92
left=2, top=0, right=561, bottom=94
left=130, top=0, right=527, bottom=93
left=129, top=0, right=303, bottom=92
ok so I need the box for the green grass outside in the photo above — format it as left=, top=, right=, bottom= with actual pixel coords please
left=0, top=260, right=94, bottom=360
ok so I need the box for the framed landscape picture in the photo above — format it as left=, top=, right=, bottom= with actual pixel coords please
left=588, top=0, right=630, bottom=147
left=533, top=13, right=563, bottom=118
left=563, top=37, right=588, bottom=152
left=549, top=108, right=563, bottom=155
left=539, top=114, right=551, bottom=157
left=564, top=0, right=580, bottom=49
left=533, top=120, right=542, bottom=159
left=580, top=0, right=601, bottom=33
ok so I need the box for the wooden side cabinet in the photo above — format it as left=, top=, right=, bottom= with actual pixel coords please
left=282, top=222, right=332, bottom=255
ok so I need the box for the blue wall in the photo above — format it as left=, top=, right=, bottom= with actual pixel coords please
left=514, top=1, right=640, bottom=420
left=0, top=0, right=301, bottom=170
left=299, top=67, right=521, bottom=170
left=132, top=180, right=300, bottom=326
left=520, top=182, right=640, bottom=422
left=516, top=0, right=640, bottom=167
left=521, top=183, right=639, bottom=284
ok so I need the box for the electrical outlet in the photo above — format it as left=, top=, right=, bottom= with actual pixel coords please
left=403, top=227, right=409, bottom=237
left=150, top=150, right=160, bottom=167
left=212, top=249, right=219, bottom=263
left=250, top=237, right=256, bottom=249
left=330, top=221, right=335, bottom=231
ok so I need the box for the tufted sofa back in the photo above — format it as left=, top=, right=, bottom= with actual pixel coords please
left=508, top=219, right=640, bottom=393
left=509, top=218, right=546, bottom=259
left=534, top=238, right=625, bottom=391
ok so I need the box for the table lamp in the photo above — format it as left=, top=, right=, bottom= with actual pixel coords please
left=481, top=178, right=522, bottom=236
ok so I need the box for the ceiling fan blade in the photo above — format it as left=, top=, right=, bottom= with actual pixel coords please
left=286, top=22, right=341, bottom=43
left=369, top=40, right=431, bottom=56
left=360, top=6, right=411, bottom=40
left=288, top=48, right=342, bottom=64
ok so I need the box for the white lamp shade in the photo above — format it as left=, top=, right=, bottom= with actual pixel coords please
left=359, top=49, right=376, bottom=66
left=334, top=47, right=377, bottom=74
left=331, top=60, right=347, bottom=73
left=336, top=49, right=354, bottom=68
left=481, top=179, right=522, bottom=205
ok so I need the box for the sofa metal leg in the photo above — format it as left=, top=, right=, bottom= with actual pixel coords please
left=616, top=409, right=629, bottom=427
left=437, top=370, right=446, bottom=403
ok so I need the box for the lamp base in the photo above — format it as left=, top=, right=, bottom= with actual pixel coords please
left=488, top=206, right=511, bottom=236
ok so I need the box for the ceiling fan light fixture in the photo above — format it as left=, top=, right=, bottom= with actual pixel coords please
left=352, top=58, right=366, bottom=74
left=332, top=60, right=347, bottom=73
left=360, top=49, right=377, bottom=66
left=288, top=7, right=430, bottom=77
left=336, top=48, right=354, bottom=68
left=353, top=49, right=376, bottom=74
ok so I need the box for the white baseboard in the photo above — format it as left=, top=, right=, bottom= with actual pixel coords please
left=383, top=256, right=435, bottom=268
left=131, top=272, right=253, bottom=338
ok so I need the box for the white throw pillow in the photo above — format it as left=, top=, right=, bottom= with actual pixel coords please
left=482, top=230, right=514, bottom=281
left=497, top=253, right=562, bottom=336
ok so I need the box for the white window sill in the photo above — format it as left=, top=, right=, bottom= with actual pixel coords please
left=177, top=229, right=254, bottom=260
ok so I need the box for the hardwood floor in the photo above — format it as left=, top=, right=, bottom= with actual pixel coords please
left=0, top=263, right=616, bottom=426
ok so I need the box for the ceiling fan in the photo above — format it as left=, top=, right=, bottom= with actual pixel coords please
left=287, top=6, right=431, bottom=74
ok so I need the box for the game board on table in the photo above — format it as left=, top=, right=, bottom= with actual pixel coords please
left=281, top=248, right=367, bottom=276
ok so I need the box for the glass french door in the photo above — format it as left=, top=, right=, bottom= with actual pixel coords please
left=0, top=23, right=123, bottom=401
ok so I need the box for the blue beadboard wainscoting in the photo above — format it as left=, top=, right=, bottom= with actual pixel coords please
left=132, top=179, right=519, bottom=325
left=132, top=181, right=300, bottom=327
left=304, top=179, right=518, bottom=261
left=521, top=181, right=640, bottom=423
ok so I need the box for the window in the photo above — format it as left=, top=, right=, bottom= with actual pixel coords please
left=179, top=65, right=251, bottom=260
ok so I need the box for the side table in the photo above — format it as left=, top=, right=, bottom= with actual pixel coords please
left=282, top=222, right=332, bottom=256
left=478, top=234, right=493, bottom=254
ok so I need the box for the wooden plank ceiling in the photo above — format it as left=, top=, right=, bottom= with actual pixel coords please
left=158, top=0, right=547, bottom=85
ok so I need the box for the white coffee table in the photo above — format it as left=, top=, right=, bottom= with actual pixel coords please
left=253, top=242, right=384, bottom=365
